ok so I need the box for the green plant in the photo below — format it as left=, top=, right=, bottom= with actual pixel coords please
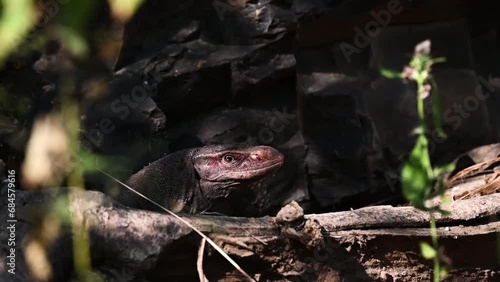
left=380, top=40, right=455, bottom=281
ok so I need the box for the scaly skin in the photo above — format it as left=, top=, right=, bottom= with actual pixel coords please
left=116, top=145, right=285, bottom=213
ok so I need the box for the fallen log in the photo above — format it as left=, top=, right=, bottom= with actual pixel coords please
left=1, top=187, right=499, bottom=281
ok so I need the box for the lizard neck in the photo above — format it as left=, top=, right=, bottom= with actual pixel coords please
left=191, top=179, right=240, bottom=213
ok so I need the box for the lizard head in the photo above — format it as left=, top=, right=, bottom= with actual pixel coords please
left=193, top=145, right=285, bottom=185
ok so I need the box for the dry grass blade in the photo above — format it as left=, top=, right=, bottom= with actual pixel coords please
left=96, top=168, right=256, bottom=282
left=197, top=238, right=209, bottom=282
left=445, top=157, right=500, bottom=188
left=456, top=173, right=500, bottom=200
left=445, top=156, right=500, bottom=200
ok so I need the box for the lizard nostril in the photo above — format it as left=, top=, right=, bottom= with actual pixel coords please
left=250, top=154, right=260, bottom=160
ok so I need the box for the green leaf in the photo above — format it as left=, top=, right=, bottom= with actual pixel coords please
left=433, top=163, right=456, bottom=177
left=431, top=57, right=447, bottom=65
left=430, top=78, right=446, bottom=138
left=420, top=242, right=437, bottom=259
left=379, top=66, right=402, bottom=79
left=401, top=135, right=433, bottom=209
left=57, top=0, right=97, bottom=34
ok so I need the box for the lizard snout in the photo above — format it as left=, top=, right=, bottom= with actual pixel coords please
left=250, top=146, right=285, bottom=166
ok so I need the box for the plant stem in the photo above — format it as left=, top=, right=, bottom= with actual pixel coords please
left=417, top=72, right=441, bottom=281
left=416, top=77, right=426, bottom=126
left=415, top=76, right=434, bottom=182
left=430, top=216, right=440, bottom=282
left=61, top=77, right=94, bottom=281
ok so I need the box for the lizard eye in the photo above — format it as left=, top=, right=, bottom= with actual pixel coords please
left=222, top=154, right=235, bottom=163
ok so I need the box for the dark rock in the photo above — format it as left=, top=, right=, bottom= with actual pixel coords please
left=114, top=0, right=205, bottom=69
left=112, top=0, right=297, bottom=124
left=115, top=0, right=295, bottom=69
left=298, top=76, right=374, bottom=209
left=295, top=44, right=372, bottom=89
left=217, top=0, right=293, bottom=45
left=366, top=68, right=493, bottom=163
left=231, top=43, right=296, bottom=105
left=369, top=20, right=474, bottom=71
left=117, top=40, right=267, bottom=123
left=469, top=29, right=497, bottom=77
left=81, top=74, right=167, bottom=154
left=485, top=78, right=500, bottom=142
left=166, top=107, right=297, bottom=149
left=293, top=0, right=338, bottom=21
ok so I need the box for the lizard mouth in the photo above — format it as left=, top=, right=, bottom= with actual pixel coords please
left=248, top=160, right=284, bottom=173
left=233, top=158, right=285, bottom=180
left=212, top=161, right=283, bottom=184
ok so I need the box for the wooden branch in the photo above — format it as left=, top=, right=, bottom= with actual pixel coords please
left=187, top=193, right=500, bottom=234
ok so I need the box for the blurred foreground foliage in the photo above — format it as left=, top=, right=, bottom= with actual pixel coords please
left=1, top=0, right=143, bottom=280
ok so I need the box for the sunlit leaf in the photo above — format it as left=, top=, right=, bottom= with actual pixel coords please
left=401, top=135, right=432, bottom=209
left=108, top=0, right=144, bottom=23
left=420, top=241, right=437, bottom=259
left=0, top=0, right=35, bottom=64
